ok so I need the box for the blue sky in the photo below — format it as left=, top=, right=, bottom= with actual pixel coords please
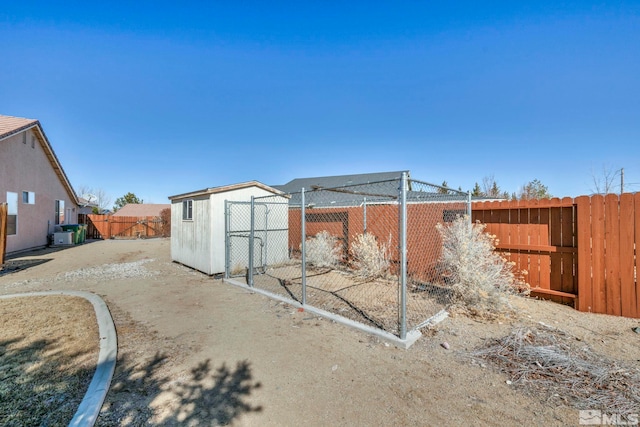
left=2, top=1, right=639, bottom=204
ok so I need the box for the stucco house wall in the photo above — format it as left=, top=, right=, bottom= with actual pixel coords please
left=0, top=116, right=79, bottom=254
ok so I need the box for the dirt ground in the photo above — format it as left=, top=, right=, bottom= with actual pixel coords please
left=1, top=238, right=640, bottom=426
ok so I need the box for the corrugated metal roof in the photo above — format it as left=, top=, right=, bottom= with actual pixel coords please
left=273, top=170, right=409, bottom=194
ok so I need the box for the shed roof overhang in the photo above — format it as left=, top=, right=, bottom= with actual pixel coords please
left=168, top=181, right=288, bottom=201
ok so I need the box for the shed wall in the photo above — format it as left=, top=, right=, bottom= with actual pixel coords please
left=171, top=196, right=212, bottom=273
left=171, top=185, right=288, bottom=275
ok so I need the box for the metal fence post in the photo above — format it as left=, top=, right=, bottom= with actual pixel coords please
left=248, top=196, right=255, bottom=287
left=224, top=200, right=230, bottom=279
left=301, top=188, right=307, bottom=305
left=399, top=172, right=408, bottom=340
left=467, top=190, right=472, bottom=219
left=363, top=197, right=367, bottom=234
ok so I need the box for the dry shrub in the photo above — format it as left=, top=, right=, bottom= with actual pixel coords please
left=304, top=231, right=342, bottom=268
left=472, top=325, right=640, bottom=414
left=160, top=208, right=171, bottom=237
left=350, top=233, right=390, bottom=278
left=436, top=215, right=529, bottom=318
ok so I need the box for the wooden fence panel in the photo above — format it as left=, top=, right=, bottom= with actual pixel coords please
left=576, top=196, right=592, bottom=312
left=538, top=199, right=551, bottom=291
left=560, top=198, right=577, bottom=298
left=85, top=214, right=166, bottom=240
left=619, top=193, right=636, bottom=318
left=475, top=194, right=640, bottom=318
left=591, top=195, right=607, bottom=313
left=87, top=214, right=111, bottom=239
left=472, top=198, right=577, bottom=303
left=635, top=194, right=640, bottom=317
left=605, top=194, right=622, bottom=316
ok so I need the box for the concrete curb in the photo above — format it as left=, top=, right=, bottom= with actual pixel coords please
left=223, top=278, right=423, bottom=349
left=0, top=290, right=117, bottom=427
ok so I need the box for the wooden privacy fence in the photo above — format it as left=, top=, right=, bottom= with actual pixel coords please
left=83, top=214, right=168, bottom=239
left=473, top=194, right=640, bottom=318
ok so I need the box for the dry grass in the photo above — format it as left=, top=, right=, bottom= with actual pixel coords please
left=471, top=324, right=640, bottom=415
left=0, top=295, right=99, bottom=426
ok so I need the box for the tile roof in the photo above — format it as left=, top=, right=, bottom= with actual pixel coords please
left=112, top=203, right=171, bottom=217
left=0, top=115, right=38, bottom=140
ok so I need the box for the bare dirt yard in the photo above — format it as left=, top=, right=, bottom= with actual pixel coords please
left=1, top=238, right=640, bottom=426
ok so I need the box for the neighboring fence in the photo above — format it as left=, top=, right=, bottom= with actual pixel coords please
left=473, top=194, right=640, bottom=319
left=225, top=174, right=470, bottom=339
left=81, top=214, right=168, bottom=239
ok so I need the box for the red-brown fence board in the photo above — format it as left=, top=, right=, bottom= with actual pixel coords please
left=605, top=194, right=621, bottom=315
left=591, top=195, right=607, bottom=313
left=619, top=193, right=636, bottom=318
left=478, top=194, right=640, bottom=319
left=635, top=194, right=640, bottom=317
left=473, top=198, right=578, bottom=304
left=575, top=196, right=592, bottom=312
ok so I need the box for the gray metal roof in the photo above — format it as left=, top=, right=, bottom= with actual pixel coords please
left=269, top=172, right=468, bottom=208
left=272, top=170, right=409, bottom=194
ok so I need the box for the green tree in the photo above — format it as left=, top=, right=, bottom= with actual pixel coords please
left=113, top=192, right=143, bottom=211
left=518, top=179, right=551, bottom=200
left=438, top=180, right=450, bottom=194
left=471, top=182, right=483, bottom=197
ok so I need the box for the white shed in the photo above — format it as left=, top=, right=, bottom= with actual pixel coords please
left=169, top=181, right=289, bottom=275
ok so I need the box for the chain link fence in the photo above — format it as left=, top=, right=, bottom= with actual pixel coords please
left=225, top=173, right=469, bottom=339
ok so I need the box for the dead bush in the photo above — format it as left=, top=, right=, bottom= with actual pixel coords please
left=304, top=231, right=342, bottom=269
left=160, top=208, right=171, bottom=237
left=350, top=233, right=390, bottom=278
left=436, top=215, right=529, bottom=318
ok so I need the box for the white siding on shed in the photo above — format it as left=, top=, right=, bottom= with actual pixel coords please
left=170, top=182, right=289, bottom=276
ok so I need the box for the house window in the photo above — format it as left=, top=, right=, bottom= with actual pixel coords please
left=182, top=200, right=193, bottom=220
left=31, top=136, right=35, bottom=148
left=22, top=133, right=26, bottom=144
left=55, top=200, right=65, bottom=225
left=6, top=192, right=17, bottom=235
left=22, top=191, right=35, bottom=204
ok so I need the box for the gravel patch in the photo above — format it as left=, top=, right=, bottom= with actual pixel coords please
left=1, top=259, right=156, bottom=290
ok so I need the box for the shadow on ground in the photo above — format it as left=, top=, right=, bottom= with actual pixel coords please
left=99, top=352, right=263, bottom=426
left=0, top=337, right=263, bottom=426
left=0, top=259, right=52, bottom=276
left=0, top=337, right=95, bottom=425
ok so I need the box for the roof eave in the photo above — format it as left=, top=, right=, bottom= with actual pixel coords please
left=169, top=181, right=289, bottom=201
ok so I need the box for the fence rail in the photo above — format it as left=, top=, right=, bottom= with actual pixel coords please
left=473, top=194, right=640, bottom=318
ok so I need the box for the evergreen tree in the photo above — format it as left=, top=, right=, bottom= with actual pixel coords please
left=113, top=192, right=143, bottom=211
